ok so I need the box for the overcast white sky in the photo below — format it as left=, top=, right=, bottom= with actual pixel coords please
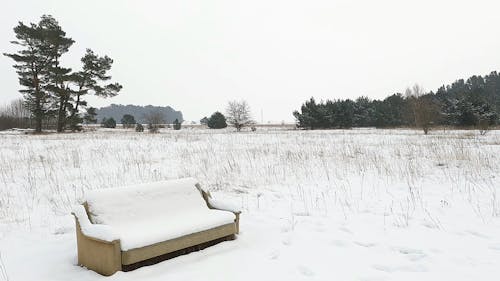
left=1, top=0, right=499, bottom=122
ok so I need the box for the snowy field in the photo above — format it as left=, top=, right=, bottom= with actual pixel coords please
left=1, top=128, right=500, bottom=281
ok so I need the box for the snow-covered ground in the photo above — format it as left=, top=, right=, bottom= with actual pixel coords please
left=1, top=128, right=500, bottom=281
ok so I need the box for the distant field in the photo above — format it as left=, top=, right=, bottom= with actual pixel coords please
left=0, top=128, right=499, bottom=280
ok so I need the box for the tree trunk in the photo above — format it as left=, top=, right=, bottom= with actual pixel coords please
left=68, top=90, right=82, bottom=131
left=34, top=74, right=42, bottom=133
left=35, top=114, right=42, bottom=133
left=56, top=96, right=66, bottom=132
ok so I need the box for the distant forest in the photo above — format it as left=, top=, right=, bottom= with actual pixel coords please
left=294, top=71, right=500, bottom=130
left=96, top=104, right=183, bottom=124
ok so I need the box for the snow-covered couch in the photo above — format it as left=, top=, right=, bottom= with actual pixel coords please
left=71, top=178, right=240, bottom=276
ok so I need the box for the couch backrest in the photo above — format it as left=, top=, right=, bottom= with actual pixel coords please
left=85, top=178, right=208, bottom=225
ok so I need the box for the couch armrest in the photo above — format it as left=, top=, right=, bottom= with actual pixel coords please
left=72, top=205, right=119, bottom=242
left=196, top=184, right=242, bottom=234
left=72, top=205, right=122, bottom=276
left=206, top=198, right=241, bottom=234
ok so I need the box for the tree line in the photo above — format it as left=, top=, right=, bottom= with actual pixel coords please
left=293, top=71, right=500, bottom=133
left=3, top=15, right=121, bottom=133
left=96, top=99, right=253, bottom=133
left=109, top=112, right=182, bottom=132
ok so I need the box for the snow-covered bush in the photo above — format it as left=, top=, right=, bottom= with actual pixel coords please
left=135, top=123, right=144, bottom=132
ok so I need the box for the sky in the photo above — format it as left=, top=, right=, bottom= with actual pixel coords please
left=1, top=0, right=499, bottom=123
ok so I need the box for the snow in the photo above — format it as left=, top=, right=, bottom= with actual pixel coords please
left=199, top=183, right=242, bottom=213
left=113, top=209, right=234, bottom=251
left=72, top=205, right=119, bottom=242
left=0, top=128, right=500, bottom=280
left=208, top=198, right=241, bottom=213
left=85, top=178, right=236, bottom=250
left=86, top=178, right=207, bottom=225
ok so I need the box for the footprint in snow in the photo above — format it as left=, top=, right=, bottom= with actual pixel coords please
left=354, top=241, right=377, bottom=248
left=391, top=247, right=427, bottom=262
left=282, top=237, right=292, bottom=246
left=338, top=226, right=353, bottom=234
left=268, top=250, right=280, bottom=260
left=53, top=226, right=72, bottom=235
left=465, top=230, right=489, bottom=239
left=372, top=264, right=427, bottom=273
left=421, top=221, right=439, bottom=229
left=331, top=240, right=349, bottom=247
left=359, top=276, right=389, bottom=281
left=297, top=265, right=315, bottom=277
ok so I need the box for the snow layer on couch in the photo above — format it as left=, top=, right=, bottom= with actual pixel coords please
left=84, top=178, right=235, bottom=250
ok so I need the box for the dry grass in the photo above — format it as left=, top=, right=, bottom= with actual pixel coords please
left=0, top=128, right=499, bottom=231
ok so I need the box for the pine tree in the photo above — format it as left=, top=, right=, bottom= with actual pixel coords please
left=4, top=15, right=121, bottom=133
left=293, top=97, right=322, bottom=129
left=200, top=117, right=209, bottom=126
left=68, top=49, right=122, bottom=130
left=41, top=17, right=75, bottom=132
left=4, top=15, right=73, bottom=133
left=207, top=112, right=227, bottom=129
left=83, top=107, right=97, bottom=124
left=173, top=118, right=181, bottom=130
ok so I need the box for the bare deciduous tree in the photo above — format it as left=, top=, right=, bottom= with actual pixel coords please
left=405, top=84, right=440, bottom=134
left=478, top=119, right=490, bottom=135
left=0, top=99, right=31, bottom=130
left=143, top=110, right=164, bottom=133
left=226, top=100, right=254, bottom=131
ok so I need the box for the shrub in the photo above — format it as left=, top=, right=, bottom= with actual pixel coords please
left=101, top=117, right=116, bottom=128
left=207, top=112, right=227, bottom=129
left=147, top=123, right=158, bottom=133
left=173, top=119, right=181, bottom=130
left=135, top=123, right=144, bottom=132
left=121, top=114, right=136, bottom=128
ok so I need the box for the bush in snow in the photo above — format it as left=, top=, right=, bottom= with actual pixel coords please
left=135, top=123, right=144, bottom=132
left=207, top=112, right=227, bottom=129
left=121, top=114, right=136, bottom=129
left=101, top=117, right=116, bottom=128
left=173, top=119, right=181, bottom=130
left=147, top=123, right=158, bottom=133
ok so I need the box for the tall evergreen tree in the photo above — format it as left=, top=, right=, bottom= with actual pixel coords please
left=4, top=15, right=73, bottom=133
left=293, top=70, right=500, bottom=130
left=68, top=49, right=122, bottom=130
left=41, top=17, right=75, bottom=132
left=83, top=107, right=97, bottom=124
left=4, top=15, right=121, bottom=133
